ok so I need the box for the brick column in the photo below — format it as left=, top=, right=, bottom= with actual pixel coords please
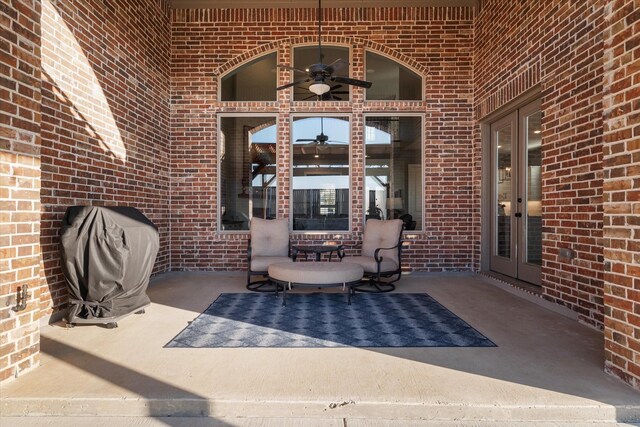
left=602, top=0, right=640, bottom=391
left=0, top=0, right=42, bottom=382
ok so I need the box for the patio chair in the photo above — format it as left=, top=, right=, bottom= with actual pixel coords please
left=338, top=218, right=404, bottom=292
left=247, top=217, right=292, bottom=292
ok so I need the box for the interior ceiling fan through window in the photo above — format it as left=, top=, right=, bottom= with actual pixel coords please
left=296, top=117, right=348, bottom=152
left=277, top=0, right=373, bottom=99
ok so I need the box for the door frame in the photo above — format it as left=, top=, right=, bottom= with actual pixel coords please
left=480, top=86, right=541, bottom=277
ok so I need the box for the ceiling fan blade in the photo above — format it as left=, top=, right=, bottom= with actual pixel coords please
left=277, top=78, right=310, bottom=91
left=277, top=64, right=308, bottom=74
left=325, top=58, right=349, bottom=74
left=296, top=138, right=318, bottom=142
left=331, top=76, right=372, bottom=89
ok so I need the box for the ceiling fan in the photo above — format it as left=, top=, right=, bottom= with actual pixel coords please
left=277, top=0, right=372, bottom=98
left=296, top=117, right=348, bottom=152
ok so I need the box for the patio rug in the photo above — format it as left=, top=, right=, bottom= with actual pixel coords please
left=165, top=293, right=496, bottom=348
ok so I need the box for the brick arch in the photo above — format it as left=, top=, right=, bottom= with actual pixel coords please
left=359, top=38, right=428, bottom=76
left=215, top=36, right=428, bottom=78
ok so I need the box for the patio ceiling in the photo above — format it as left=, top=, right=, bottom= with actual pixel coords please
left=170, top=0, right=478, bottom=8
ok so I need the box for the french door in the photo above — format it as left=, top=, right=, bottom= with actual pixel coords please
left=490, top=99, right=542, bottom=285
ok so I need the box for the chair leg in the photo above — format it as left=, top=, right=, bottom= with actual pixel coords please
left=353, top=279, right=395, bottom=293
left=352, top=271, right=399, bottom=293
left=247, top=273, right=282, bottom=292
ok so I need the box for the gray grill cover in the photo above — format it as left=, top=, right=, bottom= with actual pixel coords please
left=60, top=206, right=159, bottom=321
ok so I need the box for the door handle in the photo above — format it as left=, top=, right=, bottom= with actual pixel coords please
left=515, top=212, right=522, bottom=218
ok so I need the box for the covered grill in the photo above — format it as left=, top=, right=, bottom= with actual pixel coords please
left=60, top=206, right=159, bottom=328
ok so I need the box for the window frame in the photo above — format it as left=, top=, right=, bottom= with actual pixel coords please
left=363, top=112, right=425, bottom=232
left=217, top=50, right=279, bottom=102
left=217, top=112, right=279, bottom=234
left=364, top=50, right=424, bottom=102
left=290, top=113, right=353, bottom=234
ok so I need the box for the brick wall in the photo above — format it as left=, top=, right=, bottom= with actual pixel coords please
left=39, top=0, right=172, bottom=317
left=602, top=0, right=640, bottom=390
left=0, top=0, right=42, bottom=382
left=474, top=0, right=606, bottom=329
left=171, top=7, right=475, bottom=272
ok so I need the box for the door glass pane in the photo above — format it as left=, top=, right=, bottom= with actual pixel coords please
left=365, top=116, right=422, bottom=231
left=219, top=117, right=277, bottom=231
left=525, top=111, right=542, bottom=265
left=496, top=126, right=512, bottom=258
left=292, top=116, right=350, bottom=231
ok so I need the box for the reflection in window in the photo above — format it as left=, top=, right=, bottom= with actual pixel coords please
left=365, top=116, right=422, bottom=231
left=221, top=53, right=277, bottom=101
left=293, top=46, right=350, bottom=101
left=292, top=116, right=350, bottom=231
left=219, top=117, right=277, bottom=231
left=365, top=51, right=422, bottom=101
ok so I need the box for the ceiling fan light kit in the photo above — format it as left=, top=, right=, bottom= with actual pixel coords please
left=309, top=82, right=331, bottom=95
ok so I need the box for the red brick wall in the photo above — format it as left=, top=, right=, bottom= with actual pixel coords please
left=474, top=0, right=606, bottom=329
left=39, top=0, right=172, bottom=316
left=602, top=0, right=640, bottom=390
left=0, top=0, right=42, bottom=382
left=171, top=7, right=475, bottom=272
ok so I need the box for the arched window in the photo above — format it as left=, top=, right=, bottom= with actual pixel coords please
left=220, top=52, right=277, bottom=101
left=292, top=45, right=350, bottom=101
left=365, top=51, right=422, bottom=101
left=217, top=44, right=424, bottom=233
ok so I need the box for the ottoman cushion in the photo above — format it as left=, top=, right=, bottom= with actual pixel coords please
left=269, top=262, right=363, bottom=285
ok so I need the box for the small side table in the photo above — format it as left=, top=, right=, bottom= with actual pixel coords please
left=291, top=244, right=343, bottom=262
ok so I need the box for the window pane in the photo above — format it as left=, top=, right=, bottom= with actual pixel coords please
left=293, top=46, right=350, bottom=101
left=365, top=116, right=422, bottom=231
left=526, top=110, right=542, bottom=265
left=219, top=116, right=277, bottom=231
left=365, top=52, right=422, bottom=101
left=292, top=116, right=350, bottom=231
left=221, top=53, right=277, bottom=101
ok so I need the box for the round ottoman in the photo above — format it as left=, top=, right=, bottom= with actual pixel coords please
left=268, top=261, right=364, bottom=305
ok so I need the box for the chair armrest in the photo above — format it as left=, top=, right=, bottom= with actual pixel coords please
left=247, top=238, right=252, bottom=261
left=373, top=242, right=402, bottom=262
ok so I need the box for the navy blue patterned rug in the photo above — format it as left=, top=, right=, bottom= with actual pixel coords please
left=166, top=293, right=495, bottom=348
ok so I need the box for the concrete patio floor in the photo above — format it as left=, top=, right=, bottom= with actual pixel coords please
left=2, top=272, right=639, bottom=425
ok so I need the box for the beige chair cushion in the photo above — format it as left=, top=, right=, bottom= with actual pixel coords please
left=344, top=256, right=398, bottom=274
left=250, top=217, right=289, bottom=258
left=268, top=262, right=363, bottom=285
left=361, top=219, right=403, bottom=264
left=250, top=256, right=293, bottom=272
